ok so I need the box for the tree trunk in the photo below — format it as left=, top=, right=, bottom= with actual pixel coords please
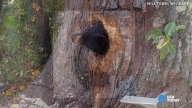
left=22, top=54, right=53, bottom=105
left=0, top=0, right=2, bottom=13
left=53, top=0, right=136, bottom=107
left=35, top=0, right=52, bottom=65
left=23, top=0, right=192, bottom=108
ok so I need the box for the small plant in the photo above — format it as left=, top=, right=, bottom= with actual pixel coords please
left=145, top=22, right=186, bottom=60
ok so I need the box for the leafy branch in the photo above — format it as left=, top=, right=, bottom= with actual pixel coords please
left=145, top=22, right=186, bottom=60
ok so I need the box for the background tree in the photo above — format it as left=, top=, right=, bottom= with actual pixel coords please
left=0, top=0, right=62, bottom=106
left=0, top=0, right=2, bottom=13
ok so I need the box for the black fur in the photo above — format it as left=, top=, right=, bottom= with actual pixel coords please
left=71, top=21, right=109, bottom=55
left=80, top=22, right=109, bottom=54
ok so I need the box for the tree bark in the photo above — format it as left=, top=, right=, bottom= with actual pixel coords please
left=53, top=0, right=135, bottom=107
left=23, top=0, right=192, bottom=108
left=22, top=54, right=53, bottom=106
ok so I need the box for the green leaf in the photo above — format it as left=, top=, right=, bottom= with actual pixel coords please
left=5, top=16, right=16, bottom=28
left=160, top=45, right=168, bottom=60
left=0, top=35, right=6, bottom=40
left=28, top=41, right=34, bottom=45
left=176, top=6, right=187, bottom=13
left=152, top=37, right=159, bottom=44
left=176, top=25, right=186, bottom=31
left=7, top=72, right=14, bottom=81
left=145, top=29, right=164, bottom=40
left=167, top=42, right=176, bottom=54
left=164, top=22, right=177, bottom=36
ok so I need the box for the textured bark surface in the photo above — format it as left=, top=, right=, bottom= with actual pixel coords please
left=23, top=0, right=192, bottom=108
left=22, top=55, right=53, bottom=106
left=53, top=0, right=135, bottom=107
